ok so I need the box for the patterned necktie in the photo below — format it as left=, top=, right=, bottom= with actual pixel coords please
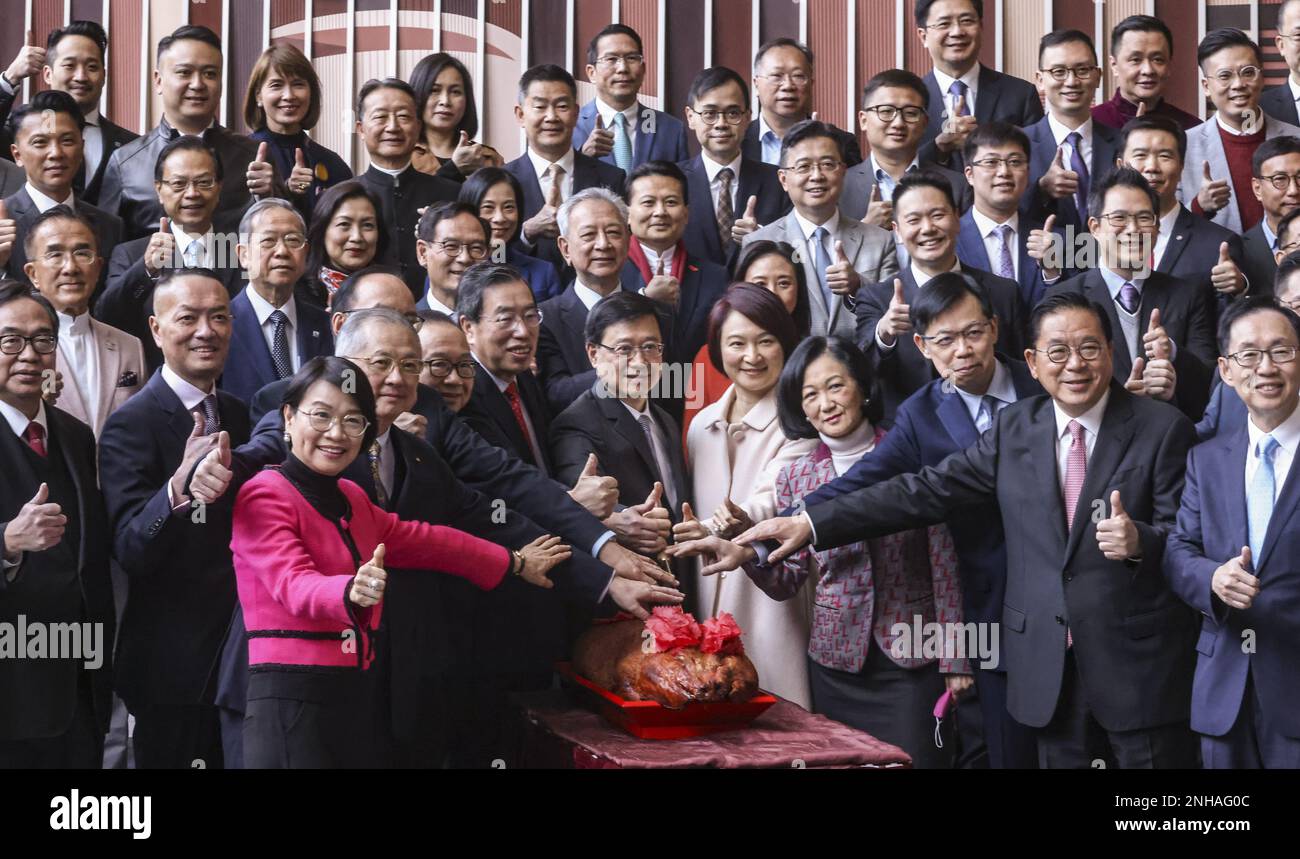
left=23, top=422, right=47, bottom=458
left=1065, top=131, right=1090, bottom=222
left=183, top=239, right=203, bottom=268
left=812, top=226, right=834, bottom=307
left=369, top=441, right=389, bottom=510
left=269, top=310, right=292, bottom=379
left=948, top=80, right=970, bottom=117
left=546, top=163, right=566, bottom=206
left=993, top=224, right=1016, bottom=280
left=1117, top=281, right=1141, bottom=315
left=1062, top=419, right=1087, bottom=648
left=976, top=395, right=998, bottom=434
left=1248, top=435, right=1279, bottom=560
left=612, top=112, right=633, bottom=172
left=200, top=394, right=220, bottom=435
left=636, top=412, right=678, bottom=511
left=504, top=382, right=532, bottom=445
left=715, top=167, right=735, bottom=254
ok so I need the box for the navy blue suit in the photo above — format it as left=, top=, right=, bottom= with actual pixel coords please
left=219, top=290, right=333, bottom=405
left=1165, top=420, right=1300, bottom=767
left=1196, top=380, right=1249, bottom=442
left=1156, top=206, right=1247, bottom=322
left=619, top=254, right=726, bottom=364
left=677, top=154, right=790, bottom=270
left=573, top=101, right=689, bottom=169
left=509, top=244, right=563, bottom=302
left=797, top=358, right=1042, bottom=768
left=1021, top=118, right=1120, bottom=232
left=919, top=67, right=1044, bottom=168
left=504, top=151, right=626, bottom=278
left=956, top=210, right=1055, bottom=309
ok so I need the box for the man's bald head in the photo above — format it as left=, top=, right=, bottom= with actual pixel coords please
left=149, top=269, right=231, bottom=388
left=329, top=266, right=416, bottom=335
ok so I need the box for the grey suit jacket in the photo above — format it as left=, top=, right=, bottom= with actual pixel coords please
left=0, top=159, right=22, bottom=198
left=743, top=210, right=898, bottom=340
left=840, top=160, right=973, bottom=221
left=1178, top=112, right=1300, bottom=235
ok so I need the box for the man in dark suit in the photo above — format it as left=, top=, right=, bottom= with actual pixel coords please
left=413, top=201, right=491, bottom=320
left=221, top=200, right=332, bottom=404
left=354, top=78, right=461, bottom=299
left=0, top=283, right=114, bottom=768
left=1240, top=136, right=1300, bottom=296
left=99, top=26, right=283, bottom=241
left=0, top=159, right=21, bottom=197
left=743, top=38, right=861, bottom=168
left=507, top=65, right=626, bottom=278
left=99, top=137, right=243, bottom=372
left=99, top=269, right=249, bottom=768
left=733, top=291, right=1200, bottom=768
left=843, top=69, right=971, bottom=231
left=1261, top=0, right=1300, bottom=126
left=914, top=0, right=1043, bottom=169
left=957, top=122, right=1058, bottom=309
left=678, top=66, right=789, bottom=270
left=573, top=24, right=687, bottom=171
left=1022, top=31, right=1119, bottom=235
left=1047, top=167, right=1217, bottom=419
left=1167, top=296, right=1300, bottom=767
left=2, top=90, right=122, bottom=292
left=855, top=172, right=1026, bottom=424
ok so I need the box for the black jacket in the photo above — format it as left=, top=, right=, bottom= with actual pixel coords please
left=357, top=164, right=462, bottom=300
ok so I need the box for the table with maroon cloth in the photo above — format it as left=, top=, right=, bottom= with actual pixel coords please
left=509, top=690, right=912, bottom=769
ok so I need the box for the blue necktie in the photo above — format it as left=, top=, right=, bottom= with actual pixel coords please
left=269, top=310, right=292, bottom=379
left=976, top=395, right=998, bottom=434
left=812, top=227, right=834, bottom=308
left=948, top=80, right=970, bottom=117
left=1248, top=435, right=1280, bottom=561
left=993, top=224, right=1016, bottom=280
left=1066, top=131, right=1090, bottom=222
left=612, top=112, right=633, bottom=171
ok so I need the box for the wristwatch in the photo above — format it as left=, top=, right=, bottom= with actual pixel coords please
left=511, top=549, right=524, bottom=577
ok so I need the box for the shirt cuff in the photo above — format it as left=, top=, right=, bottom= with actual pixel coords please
left=167, top=480, right=190, bottom=515
left=801, top=511, right=818, bottom=546
left=2, top=552, right=21, bottom=582
left=0, top=75, right=13, bottom=95
left=590, top=529, right=617, bottom=559
left=750, top=541, right=771, bottom=566
left=875, top=327, right=897, bottom=353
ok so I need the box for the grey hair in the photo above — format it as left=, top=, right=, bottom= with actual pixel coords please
left=557, top=186, right=629, bottom=238
left=334, top=306, right=418, bottom=357
left=238, top=197, right=306, bottom=239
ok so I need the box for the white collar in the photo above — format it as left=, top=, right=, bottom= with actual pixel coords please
left=83, top=108, right=101, bottom=127
left=375, top=428, right=392, bottom=451
left=161, top=364, right=215, bottom=411
left=702, top=151, right=744, bottom=182
left=791, top=209, right=840, bottom=243
left=1046, top=112, right=1092, bottom=146
left=471, top=353, right=513, bottom=393
left=0, top=397, right=46, bottom=442
left=1158, top=204, right=1180, bottom=236
left=757, top=112, right=781, bottom=142
left=639, top=241, right=679, bottom=273
left=594, top=98, right=640, bottom=129
left=954, top=357, right=1018, bottom=408
left=910, top=259, right=961, bottom=288
left=970, top=207, right=1019, bottom=239
left=573, top=278, right=615, bottom=310
left=25, top=182, right=75, bottom=213
left=932, top=63, right=981, bottom=102
left=171, top=222, right=212, bottom=251
left=1052, top=387, right=1111, bottom=442
left=821, top=419, right=876, bottom=476
left=1215, top=111, right=1260, bottom=137
left=243, top=284, right=297, bottom=327
left=423, top=290, right=456, bottom=318
left=56, top=309, right=92, bottom=338
left=368, top=160, right=412, bottom=177
left=526, top=146, right=576, bottom=181
left=1247, top=399, right=1300, bottom=457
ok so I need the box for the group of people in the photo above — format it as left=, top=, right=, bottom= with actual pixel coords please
left=0, top=0, right=1297, bottom=770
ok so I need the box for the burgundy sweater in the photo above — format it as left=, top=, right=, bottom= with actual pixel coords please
left=1191, top=122, right=1265, bottom=232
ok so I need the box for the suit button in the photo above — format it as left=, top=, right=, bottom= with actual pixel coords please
left=1064, top=574, right=1073, bottom=582
left=1055, top=615, right=1065, bottom=625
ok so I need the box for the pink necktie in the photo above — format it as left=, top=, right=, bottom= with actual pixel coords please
left=23, top=423, right=47, bottom=458
left=1062, top=420, right=1086, bottom=648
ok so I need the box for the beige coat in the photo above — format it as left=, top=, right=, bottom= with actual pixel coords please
left=687, top=384, right=818, bottom=708
left=55, top=316, right=146, bottom=438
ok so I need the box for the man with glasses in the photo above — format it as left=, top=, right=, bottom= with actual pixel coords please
left=414, top=201, right=492, bottom=322
left=1240, top=137, right=1300, bottom=294
left=221, top=199, right=332, bottom=404
left=678, top=66, right=789, bottom=269
left=1261, top=0, right=1300, bottom=126
left=22, top=207, right=144, bottom=436
left=573, top=24, right=687, bottom=172
left=913, top=0, right=1042, bottom=169
left=743, top=38, right=862, bottom=168
left=1167, top=295, right=1300, bottom=768
left=745, top=119, right=898, bottom=341
left=731, top=290, right=1201, bottom=768
left=1181, top=29, right=1300, bottom=236
left=1048, top=167, right=1217, bottom=419
left=1093, top=15, right=1201, bottom=132
left=418, top=310, right=476, bottom=414
left=1023, top=31, right=1117, bottom=236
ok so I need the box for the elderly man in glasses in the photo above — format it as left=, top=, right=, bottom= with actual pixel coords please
left=1047, top=167, right=1217, bottom=419
left=221, top=198, right=333, bottom=404
left=417, top=309, right=476, bottom=414
left=415, top=201, right=492, bottom=323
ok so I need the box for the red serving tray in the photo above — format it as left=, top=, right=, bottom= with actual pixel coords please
left=555, top=662, right=777, bottom=740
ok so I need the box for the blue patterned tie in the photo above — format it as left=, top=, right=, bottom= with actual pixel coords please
left=993, top=224, right=1016, bottom=280
left=1248, top=435, right=1279, bottom=561
left=613, top=112, right=633, bottom=171
left=269, top=310, right=292, bottom=379
left=1066, top=131, right=1090, bottom=222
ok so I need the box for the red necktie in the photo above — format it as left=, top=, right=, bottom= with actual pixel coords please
left=23, top=422, right=47, bottom=458
left=504, top=382, right=531, bottom=444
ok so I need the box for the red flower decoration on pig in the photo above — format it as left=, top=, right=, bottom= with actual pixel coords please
left=643, top=606, right=702, bottom=651
left=700, top=612, right=745, bottom=655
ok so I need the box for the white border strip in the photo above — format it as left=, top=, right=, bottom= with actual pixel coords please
left=896, top=0, right=906, bottom=69
left=846, top=0, right=856, bottom=128
left=1043, top=0, right=1052, bottom=33
left=23, top=1, right=32, bottom=105
left=101, top=0, right=110, bottom=116
left=140, top=0, right=150, bottom=131
left=434, top=0, right=442, bottom=53
left=1094, top=0, right=1104, bottom=106
left=657, top=0, right=665, bottom=103
left=612, top=0, right=620, bottom=24
left=565, top=0, right=574, bottom=73
left=220, top=0, right=230, bottom=125
left=703, top=1, right=712, bottom=68
left=799, top=0, right=807, bottom=46
left=347, top=0, right=356, bottom=166
left=304, top=0, right=314, bottom=60
left=475, top=0, right=485, bottom=127
left=264, top=1, right=272, bottom=50
left=994, top=0, right=1004, bottom=72
left=1250, top=0, right=1259, bottom=43
left=390, top=0, right=399, bottom=77
left=1198, top=0, right=1206, bottom=122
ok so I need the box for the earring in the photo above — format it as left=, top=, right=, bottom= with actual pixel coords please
left=283, top=431, right=292, bottom=445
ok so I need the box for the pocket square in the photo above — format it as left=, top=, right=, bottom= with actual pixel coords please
left=116, top=370, right=139, bottom=388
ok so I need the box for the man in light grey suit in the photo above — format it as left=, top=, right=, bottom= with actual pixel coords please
left=1179, top=28, right=1300, bottom=236
left=743, top=119, right=897, bottom=340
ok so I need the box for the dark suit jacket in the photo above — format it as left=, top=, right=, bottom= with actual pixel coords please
left=458, top=363, right=554, bottom=474
left=742, top=118, right=862, bottom=167
left=505, top=151, right=626, bottom=277
left=1047, top=269, right=1217, bottom=419
left=1156, top=206, right=1248, bottom=307
left=678, top=154, right=790, bottom=270
left=0, top=159, right=22, bottom=197
left=357, top=164, right=461, bottom=300
left=220, top=289, right=333, bottom=405
left=854, top=266, right=1027, bottom=425
left=798, top=357, right=1041, bottom=627
left=919, top=67, right=1044, bottom=167
left=1260, top=84, right=1300, bottom=127
left=1166, top=419, right=1300, bottom=738
left=0, top=188, right=123, bottom=298
left=956, top=209, right=1055, bottom=308
left=1241, top=222, right=1278, bottom=298
left=99, top=370, right=250, bottom=709
left=841, top=159, right=973, bottom=220
left=78, top=115, right=140, bottom=206
left=807, top=383, right=1199, bottom=731
left=573, top=101, right=689, bottom=168
left=0, top=405, right=115, bottom=740
left=1022, top=117, right=1120, bottom=231
left=619, top=254, right=725, bottom=363
left=537, top=274, right=648, bottom=413
left=1194, top=379, right=1248, bottom=443
left=509, top=244, right=563, bottom=302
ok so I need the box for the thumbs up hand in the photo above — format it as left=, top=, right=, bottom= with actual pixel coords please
left=246, top=141, right=276, bottom=197
left=568, top=452, right=619, bottom=519
left=4, top=33, right=46, bottom=85
left=582, top=112, right=615, bottom=158
left=1212, top=546, right=1261, bottom=610
left=523, top=178, right=563, bottom=242
left=1197, top=161, right=1231, bottom=214
left=350, top=544, right=389, bottom=607
left=288, top=148, right=315, bottom=195
left=731, top=195, right=761, bottom=242
left=1096, top=490, right=1140, bottom=561
left=709, top=497, right=755, bottom=539
left=144, top=217, right=177, bottom=277
left=1211, top=241, right=1246, bottom=295
left=1124, top=356, right=1148, bottom=395
left=0, top=199, right=16, bottom=269
left=877, top=277, right=912, bottom=345
left=1026, top=214, right=1061, bottom=279
left=672, top=500, right=710, bottom=543
left=191, top=432, right=235, bottom=505
left=2, top=483, right=67, bottom=558
left=825, top=240, right=861, bottom=296
left=606, top=482, right=671, bottom=555
left=644, top=256, right=681, bottom=307
left=451, top=129, right=489, bottom=174
left=1142, top=357, right=1177, bottom=402
left=1142, top=307, right=1172, bottom=361
left=863, top=182, right=894, bottom=229
left=1039, top=146, right=1080, bottom=199
left=170, top=411, right=220, bottom=505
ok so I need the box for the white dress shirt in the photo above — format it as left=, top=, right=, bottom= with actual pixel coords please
left=970, top=207, right=1021, bottom=281
left=954, top=358, right=1019, bottom=428
left=621, top=400, right=678, bottom=510
left=373, top=429, right=396, bottom=501
left=527, top=147, right=576, bottom=202
left=161, top=364, right=215, bottom=411
left=24, top=182, right=75, bottom=212
left=703, top=152, right=743, bottom=213
left=171, top=223, right=216, bottom=268
left=1245, top=400, right=1300, bottom=503
left=932, top=63, right=981, bottom=117
left=574, top=278, right=617, bottom=311
left=640, top=241, right=677, bottom=278
left=594, top=98, right=640, bottom=154
left=242, top=285, right=301, bottom=373
left=56, top=310, right=101, bottom=428
left=422, top=289, right=457, bottom=321
left=1046, top=113, right=1093, bottom=171
left=1153, top=205, right=1181, bottom=269
left=1052, top=388, right=1109, bottom=488
left=82, top=109, right=105, bottom=181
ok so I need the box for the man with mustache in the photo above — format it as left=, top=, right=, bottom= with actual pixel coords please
left=1093, top=15, right=1201, bottom=132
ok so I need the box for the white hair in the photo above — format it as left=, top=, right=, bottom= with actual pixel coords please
left=238, top=197, right=306, bottom=239
left=334, top=307, right=418, bottom=358
left=557, top=186, right=629, bottom=238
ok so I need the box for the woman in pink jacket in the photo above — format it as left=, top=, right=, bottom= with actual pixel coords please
left=231, top=356, right=568, bottom=768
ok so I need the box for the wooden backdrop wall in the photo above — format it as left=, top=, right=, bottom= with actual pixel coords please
left=0, top=0, right=1292, bottom=173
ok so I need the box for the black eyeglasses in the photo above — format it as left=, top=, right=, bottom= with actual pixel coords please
left=0, top=334, right=58, bottom=355
left=1226, top=346, right=1299, bottom=368
left=597, top=342, right=664, bottom=360
left=1038, top=66, right=1100, bottom=82
left=424, top=358, right=477, bottom=379
left=861, top=105, right=927, bottom=124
